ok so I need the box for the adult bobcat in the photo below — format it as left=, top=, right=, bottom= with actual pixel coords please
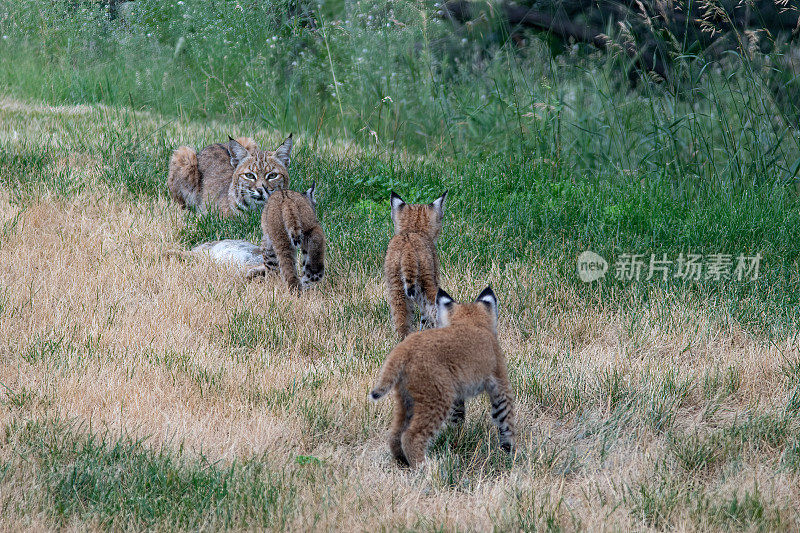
left=247, top=183, right=325, bottom=292
left=167, top=134, right=292, bottom=216
left=383, top=191, right=447, bottom=339
left=370, top=286, right=515, bottom=467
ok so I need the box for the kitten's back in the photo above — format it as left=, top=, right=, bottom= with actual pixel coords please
left=383, top=191, right=447, bottom=338
left=257, top=186, right=325, bottom=291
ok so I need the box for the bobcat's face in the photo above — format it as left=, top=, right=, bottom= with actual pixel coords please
left=233, top=153, right=288, bottom=207
left=390, top=191, right=448, bottom=239
left=229, top=135, right=293, bottom=211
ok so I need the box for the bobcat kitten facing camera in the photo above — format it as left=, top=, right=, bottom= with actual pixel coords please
left=384, top=191, right=447, bottom=339
left=167, top=134, right=293, bottom=216
left=370, top=286, right=515, bottom=468
left=247, top=183, right=325, bottom=292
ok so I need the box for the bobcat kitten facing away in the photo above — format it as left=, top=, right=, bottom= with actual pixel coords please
left=384, top=191, right=447, bottom=339
left=370, top=286, right=515, bottom=468
left=167, top=134, right=293, bottom=216
left=247, top=183, right=325, bottom=292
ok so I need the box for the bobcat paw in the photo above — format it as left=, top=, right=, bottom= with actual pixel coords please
left=300, top=270, right=324, bottom=289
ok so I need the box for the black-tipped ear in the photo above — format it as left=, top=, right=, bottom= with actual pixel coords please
left=390, top=191, right=405, bottom=210
left=431, top=190, right=448, bottom=218
left=275, top=133, right=292, bottom=168
left=436, top=288, right=455, bottom=327
left=228, top=137, right=250, bottom=167
left=305, top=181, right=317, bottom=206
left=436, top=288, right=454, bottom=307
left=475, top=285, right=498, bottom=320
left=390, top=191, right=406, bottom=225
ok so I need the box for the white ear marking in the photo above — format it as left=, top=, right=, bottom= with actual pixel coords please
left=436, top=288, right=455, bottom=327
left=228, top=137, right=250, bottom=167
left=390, top=191, right=405, bottom=211
left=390, top=191, right=406, bottom=227
left=305, top=181, right=317, bottom=206
left=475, top=286, right=498, bottom=325
left=431, top=190, right=448, bottom=217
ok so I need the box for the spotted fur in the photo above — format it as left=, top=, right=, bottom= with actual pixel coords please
left=246, top=183, right=325, bottom=292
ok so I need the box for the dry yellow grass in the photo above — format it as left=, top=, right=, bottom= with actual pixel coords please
left=0, top=97, right=798, bottom=531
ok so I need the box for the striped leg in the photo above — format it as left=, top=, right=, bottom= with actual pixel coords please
left=262, top=235, right=280, bottom=272
left=488, top=376, right=516, bottom=452
left=449, top=398, right=466, bottom=425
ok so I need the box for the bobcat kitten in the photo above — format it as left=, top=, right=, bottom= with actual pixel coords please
left=383, top=191, right=447, bottom=339
left=370, top=286, right=515, bottom=467
left=167, top=134, right=292, bottom=216
left=247, top=183, right=325, bottom=292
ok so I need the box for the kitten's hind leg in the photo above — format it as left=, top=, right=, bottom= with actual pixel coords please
left=389, top=287, right=414, bottom=339
left=419, top=278, right=439, bottom=330
left=261, top=235, right=280, bottom=272
left=400, top=395, right=451, bottom=468
left=449, top=399, right=466, bottom=425
left=389, top=390, right=413, bottom=466
left=273, top=234, right=301, bottom=293
left=488, top=377, right=516, bottom=452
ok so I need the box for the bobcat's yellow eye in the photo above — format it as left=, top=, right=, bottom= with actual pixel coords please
left=244, top=172, right=256, bottom=181
left=267, top=172, right=281, bottom=183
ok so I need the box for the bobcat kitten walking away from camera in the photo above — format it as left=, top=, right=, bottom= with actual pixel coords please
left=384, top=191, right=447, bottom=339
left=370, top=286, right=515, bottom=468
left=167, top=134, right=293, bottom=216
left=247, top=183, right=325, bottom=292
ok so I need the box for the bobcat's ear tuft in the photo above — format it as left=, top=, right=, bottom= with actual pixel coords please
left=431, top=190, right=448, bottom=218
left=436, top=288, right=455, bottom=327
left=475, top=285, right=498, bottom=325
left=305, top=181, right=317, bottom=207
left=390, top=191, right=406, bottom=224
left=228, top=138, right=250, bottom=167
left=275, top=134, right=293, bottom=168
left=390, top=191, right=406, bottom=209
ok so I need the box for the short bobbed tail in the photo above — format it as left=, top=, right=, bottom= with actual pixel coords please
left=167, top=145, right=201, bottom=209
left=399, top=248, right=420, bottom=299
left=370, top=352, right=406, bottom=401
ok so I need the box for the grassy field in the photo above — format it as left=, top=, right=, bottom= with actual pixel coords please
left=0, top=96, right=798, bottom=530
left=1, top=0, right=800, bottom=530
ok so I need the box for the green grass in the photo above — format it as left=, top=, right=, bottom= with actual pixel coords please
left=428, top=416, right=516, bottom=491
left=0, top=418, right=296, bottom=530
left=1, top=1, right=798, bottom=338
